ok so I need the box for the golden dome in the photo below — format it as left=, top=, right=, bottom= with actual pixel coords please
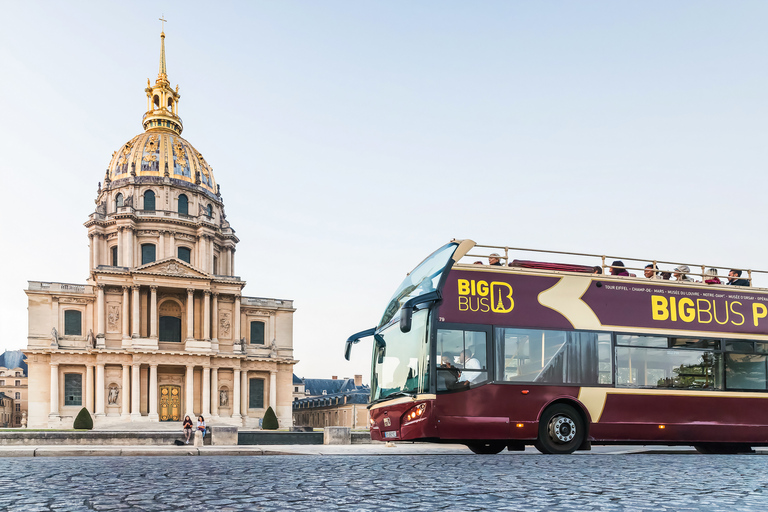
left=106, top=132, right=217, bottom=195
left=104, top=30, right=217, bottom=197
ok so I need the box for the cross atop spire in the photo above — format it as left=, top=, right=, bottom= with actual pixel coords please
left=158, top=21, right=168, bottom=82
left=159, top=15, right=167, bottom=32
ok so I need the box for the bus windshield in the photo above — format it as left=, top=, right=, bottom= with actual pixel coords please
left=371, top=309, right=430, bottom=402
left=378, top=242, right=458, bottom=329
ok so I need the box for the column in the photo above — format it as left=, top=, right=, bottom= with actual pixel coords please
left=233, top=369, right=241, bottom=418
left=121, top=287, right=130, bottom=343
left=158, top=231, right=165, bottom=260
left=269, top=370, right=277, bottom=410
left=202, top=366, right=211, bottom=418
left=121, top=364, right=130, bottom=418
left=97, top=285, right=106, bottom=338
left=169, top=231, right=176, bottom=259
left=234, top=295, right=241, bottom=342
left=185, top=365, right=195, bottom=418
left=240, top=369, right=248, bottom=422
left=131, top=363, right=141, bottom=420
left=150, top=286, right=158, bottom=339
left=209, top=237, right=215, bottom=275
left=186, top=289, right=195, bottom=340
left=49, top=364, right=59, bottom=417
left=95, top=363, right=105, bottom=417
left=149, top=364, right=158, bottom=420
left=117, top=228, right=123, bottom=266
left=231, top=248, right=235, bottom=276
left=93, top=234, right=100, bottom=267
left=211, top=367, right=219, bottom=418
left=211, top=293, right=219, bottom=342
left=85, top=365, right=94, bottom=412
left=125, top=228, right=134, bottom=268
left=131, top=285, right=140, bottom=338
left=89, top=234, right=95, bottom=270
left=203, top=291, right=211, bottom=340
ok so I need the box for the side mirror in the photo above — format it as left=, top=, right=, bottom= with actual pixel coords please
left=400, top=306, right=413, bottom=333
left=343, top=327, right=376, bottom=361
left=399, top=291, right=442, bottom=333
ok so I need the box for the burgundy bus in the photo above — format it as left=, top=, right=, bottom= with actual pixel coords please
left=345, top=239, right=768, bottom=454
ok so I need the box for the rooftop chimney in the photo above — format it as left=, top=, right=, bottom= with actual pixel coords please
left=332, top=376, right=337, bottom=380
left=354, top=374, right=363, bottom=387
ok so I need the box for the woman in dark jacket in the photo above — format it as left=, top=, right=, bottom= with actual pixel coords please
left=182, top=415, right=194, bottom=444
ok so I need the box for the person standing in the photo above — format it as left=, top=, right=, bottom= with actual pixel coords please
left=182, top=415, right=193, bottom=445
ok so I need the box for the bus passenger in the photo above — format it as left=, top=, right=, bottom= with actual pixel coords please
left=488, top=253, right=503, bottom=266
left=660, top=271, right=672, bottom=280
left=727, top=269, right=750, bottom=286
left=457, top=350, right=482, bottom=384
left=673, top=265, right=694, bottom=282
left=592, top=266, right=602, bottom=275
left=704, top=268, right=722, bottom=285
left=644, top=264, right=661, bottom=280
left=610, top=261, right=629, bottom=276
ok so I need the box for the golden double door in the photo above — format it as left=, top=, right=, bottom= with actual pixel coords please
left=159, top=385, right=181, bottom=421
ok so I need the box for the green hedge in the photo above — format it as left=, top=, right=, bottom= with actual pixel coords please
left=73, top=407, right=93, bottom=430
left=262, top=406, right=278, bottom=430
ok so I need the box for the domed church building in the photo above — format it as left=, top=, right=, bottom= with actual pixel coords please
left=24, top=31, right=297, bottom=429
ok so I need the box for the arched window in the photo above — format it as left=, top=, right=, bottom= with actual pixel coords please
left=143, top=190, right=155, bottom=211
left=14, top=393, right=19, bottom=400
left=111, top=246, right=118, bottom=266
left=153, top=95, right=160, bottom=108
left=167, top=97, right=174, bottom=109
left=141, top=244, right=156, bottom=265
left=206, top=204, right=213, bottom=217
left=64, top=310, right=82, bottom=336
left=178, top=194, right=188, bottom=215
left=115, top=193, right=123, bottom=209
left=177, top=247, right=191, bottom=264
left=213, top=256, right=218, bottom=274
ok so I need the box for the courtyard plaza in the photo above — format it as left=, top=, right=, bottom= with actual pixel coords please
left=0, top=449, right=766, bottom=511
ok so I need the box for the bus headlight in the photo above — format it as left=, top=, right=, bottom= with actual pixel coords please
left=403, top=403, right=426, bottom=423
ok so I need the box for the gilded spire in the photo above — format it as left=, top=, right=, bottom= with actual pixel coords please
left=158, top=17, right=168, bottom=83
left=143, top=21, right=183, bottom=135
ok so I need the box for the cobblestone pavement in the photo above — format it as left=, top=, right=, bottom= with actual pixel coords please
left=1, top=454, right=767, bottom=511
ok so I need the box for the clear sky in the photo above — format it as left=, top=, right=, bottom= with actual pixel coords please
left=1, top=1, right=767, bottom=381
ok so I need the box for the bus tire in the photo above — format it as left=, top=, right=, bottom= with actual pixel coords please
left=694, top=443, right=754, bottom=454
left=467, top=442, right=506, bottom=455
left=534, top=404, right=584, bottom=455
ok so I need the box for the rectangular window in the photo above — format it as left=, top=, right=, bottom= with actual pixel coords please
left=249, top=378, right=264, bottom=409
left=177, top=247, right=191, bottom=264
left=64, top=374, right=83, bottom=406
left=250, top=322, right=265, bottom=345
left=14, top=381, right=19, bottom=387
left=436, top=329, right=488, bottom=390
left=64, top=310, right=82, bottom=336
left=616, top=335, right=667, bottom=348
left=725, top=354, right=767, bottom=390
left=141, top=244, right=156, bottom=265
left=0, top=380, right=5, bottom=386
left=15, top=404, right=19, bottom=412
left=616, top=347, right=722, bottom=389
left=494, top=328, right=611, bottom=386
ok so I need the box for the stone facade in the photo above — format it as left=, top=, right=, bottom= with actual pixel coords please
left=293, top=376, right=369, bottom=429
left=24, top=31, right=297, bottom=429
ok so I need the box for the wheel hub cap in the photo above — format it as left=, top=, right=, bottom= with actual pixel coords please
left=550, top=416, right=576, bottom=443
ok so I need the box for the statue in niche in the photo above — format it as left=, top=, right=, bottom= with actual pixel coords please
left=107, top=305, right=120, bottom=332
left=220, top=389, right=229, bottom=407
left=50, top=327, right=59, bottom=347
left=270, top=339, right=278, bottom=358
left=108, top=386, right=119, bottom=405
left=86, top=329, right=95, bottom=348
left=21, top=411, right=27, bottom=429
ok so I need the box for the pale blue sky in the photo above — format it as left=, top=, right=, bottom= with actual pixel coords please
left=1, top=2, right=767, bottom=380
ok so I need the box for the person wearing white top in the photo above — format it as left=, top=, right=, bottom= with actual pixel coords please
left=458, top=350, right=482, bottom=384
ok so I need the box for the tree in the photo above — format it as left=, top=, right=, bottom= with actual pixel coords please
left=262, top=406, right=279, bottom=430
left=73, top=407, right=93, bottom=430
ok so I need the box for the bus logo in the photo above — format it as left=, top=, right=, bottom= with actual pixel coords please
left=457, top=279, right=514, bottom=314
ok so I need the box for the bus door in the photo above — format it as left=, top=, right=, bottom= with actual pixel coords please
left=434, top=325, right=510, bottom=439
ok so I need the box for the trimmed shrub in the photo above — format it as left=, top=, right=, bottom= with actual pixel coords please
left=262, top=406, right=279, bottom=430
left=73, top=407, right=93, bottom=430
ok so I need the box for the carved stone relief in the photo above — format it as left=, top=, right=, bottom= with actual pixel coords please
left=107, top=305, right=120, bottom=333
left=162, top=262, right=187, bottom=275
left=219, top=311, right=231, bottom=339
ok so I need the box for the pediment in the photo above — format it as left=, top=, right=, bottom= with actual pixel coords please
left=133, top=258, right=210, bottom=279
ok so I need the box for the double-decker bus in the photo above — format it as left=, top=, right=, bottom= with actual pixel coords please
left=345, top=239, right=768, bottom=454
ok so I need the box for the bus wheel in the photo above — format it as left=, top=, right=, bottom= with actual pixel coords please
left=694, top=443, right=754, bottom=454
left=534, top=404, right=584, bottom=455
left=467, top=442, right=506, bottom=455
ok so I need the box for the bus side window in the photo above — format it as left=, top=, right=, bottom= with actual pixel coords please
left=436, top=329, right=488, bottom=391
